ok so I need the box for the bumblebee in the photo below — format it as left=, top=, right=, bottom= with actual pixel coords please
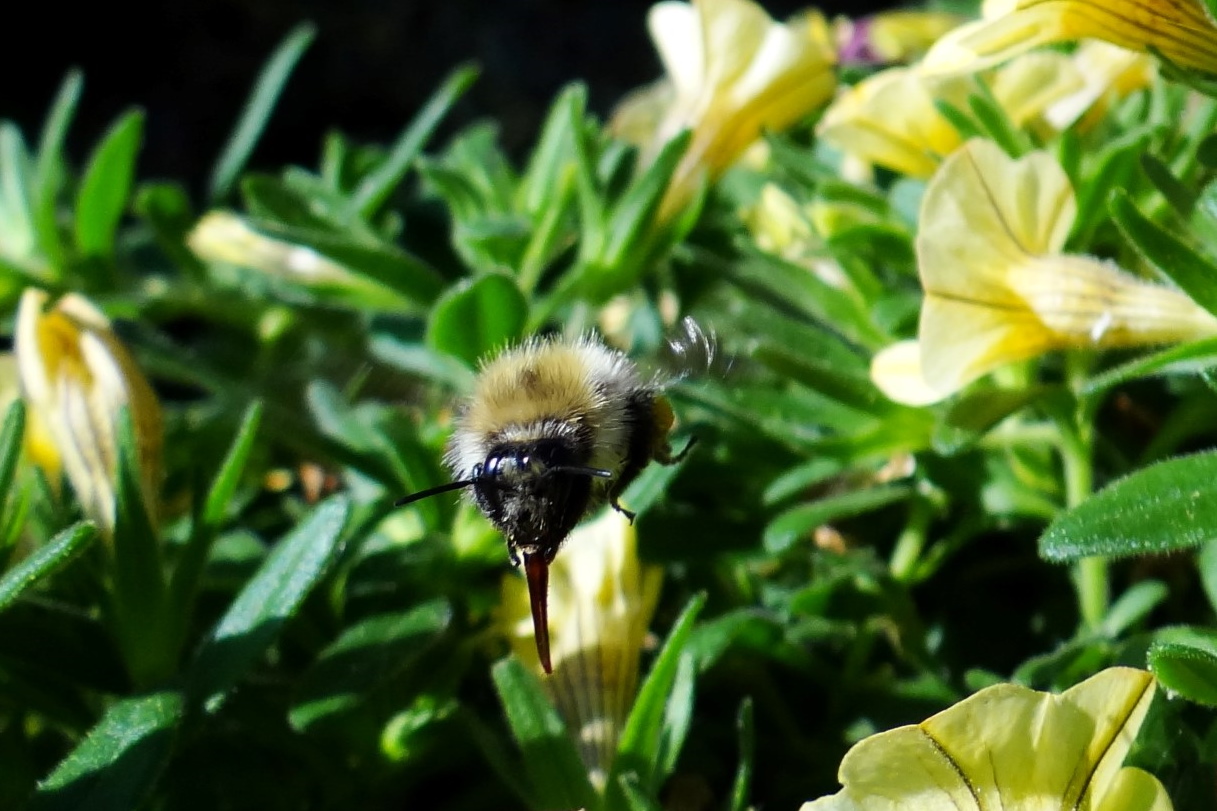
left=397, top=323, right=708, bottom=672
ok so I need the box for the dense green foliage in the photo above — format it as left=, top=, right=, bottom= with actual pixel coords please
left=5, top=7, right=1217, bottom=810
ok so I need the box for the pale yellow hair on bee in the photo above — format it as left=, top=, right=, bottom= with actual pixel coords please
left=446, top=334, right=647, bottom=479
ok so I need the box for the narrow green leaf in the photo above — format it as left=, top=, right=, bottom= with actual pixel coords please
left=1, top=123, right=36, bottom=255
left=491, top=656, right=598, bottom=811
left=933, top=387, right=1050, bottom=454
left=765, top=485, right=914, bottom=554
left=1082, top=336, right=1217, bottom=395
left=352, top=64, right=479, bottom=217
left=1148, top=626, right=1217, bottom=706
left=203, top=401, right=264, bottom=528
left=34, top=70, right=83, bottom=266
left=188, top=495, right=350, bottom=708
left=1040, top=450, right=1217, bottom=561
left=612, top=593, right=706, bottom=795
left=0, top=522, right=96, bottom=614
left=727, top=698, right=755, bottom=811
left=521, top=84, right=582, bottom=217
left=208, top=24, right=316, bottom=202
left=613, top=774, right=663, bottom=811
left=111, top=409, right=172, bottom=688
left=753, top=344, right=890, bottom=417
left=426, top=274, right=528, bottom=367
left=31, top=690, right=182, bottom=811
left=655, top=651, right=695, bottom=779
left=603, top=131, right=690, bottom=266
left=0, top=400, right=27, bottom=515
left=289, top=600, right=451, bottom=731
left=1141, top=152, right=1197, bottom=214
left=1101, top=580, right=1169, bottom=637
left=74, top=110, right=143, bottom=258
left=1110, top=190, right=1217, bottom=317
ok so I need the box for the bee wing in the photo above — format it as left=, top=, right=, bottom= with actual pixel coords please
left=655, top=316, right=732, bottom=383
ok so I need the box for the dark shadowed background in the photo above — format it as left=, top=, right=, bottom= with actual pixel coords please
left=4, top=0, right=892, bottom=194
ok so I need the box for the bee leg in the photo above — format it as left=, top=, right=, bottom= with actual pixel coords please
left=507, top=545, right=521, bottom=567
left=610, top=497, right=636, bottom=525
left=669, top=435, right=698, bottom=464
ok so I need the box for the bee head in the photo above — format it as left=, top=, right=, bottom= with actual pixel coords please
left=394, top=438, right=611, bottom=516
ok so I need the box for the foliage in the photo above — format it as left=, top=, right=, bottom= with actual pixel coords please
left=3, top=2, right=1217, bottom=809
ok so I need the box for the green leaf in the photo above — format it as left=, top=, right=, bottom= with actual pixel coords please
left=30, top=690, right=182, bottom=811
left=933, top=387, right=1050, bottom=454
left=1110, top=189, right=1217, bottom=317
left=727, top=699, right=755, bottom=811
left=74, top=110, right=143, bottom=258
left=491, top=656, right=598, bottom=811
left=1101, top=580, right=1169, bottom=637
left=0, top=400, right=27, bottom=519
left=0, top=522, right=96, bottom=614
left=111, top=410, right=172, bottom=688
left=208, top=24, right=316, bottom=202
left=187, top=495, right=350, bottom=708
left=765, top=484, right=914, bottom=554
left=133, top=182, right=205, bottom=280
left=1199, top=541, right=1217, bottom=614
left=611, top=593, right=706, bottom=796
left=1148, top=626, right=1217, bottom=706
left=34, top=70, right=83, bottom=267
left=289, top=600, right=452, bottom=731
left=426, top=274, right=528, bottom=366
left=1141, top=152, right=1197, bottom=214
left=203, top=400, right=264, bottom=528
left=352, top=64, right=479, bottom=217
left=602, top=130, right=690, bottom=268
left=1082, top=336, right=1217, bottom=395
left=1040, top=450, right=1217, bottom=561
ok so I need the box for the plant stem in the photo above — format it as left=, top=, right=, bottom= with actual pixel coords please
left=890, top=498, right=931, bottom=582
left=1062, top=352, right=1105, bottom=629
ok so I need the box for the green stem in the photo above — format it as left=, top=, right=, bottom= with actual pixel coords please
left=890, top=498, right=932, bottom=582
left=1061, top=352, right=1105, bottom=629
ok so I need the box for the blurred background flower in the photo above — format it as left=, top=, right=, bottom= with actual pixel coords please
left=15, top=288, right=163, bottom=532
left=611, top=0, right=838, bottom=220
left=921, top=0, right=1217, bottom=77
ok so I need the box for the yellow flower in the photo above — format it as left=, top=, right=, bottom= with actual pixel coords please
left=1043, top=41, right=1157, bottom=131
left=921, top=0, right=1217, bottom=77
left=15, top=288, right=163, bottom=532
left=816, top=67, right=971, bottom=178
left=803, top=667, right=1171, bottom=811
left=871, top=139, right=1217, bottom=404
left=836, top=10, right=967, bottom=64
left=612, top=0, right=837, bottom=221
left=498, top=508, right=662, bottom=789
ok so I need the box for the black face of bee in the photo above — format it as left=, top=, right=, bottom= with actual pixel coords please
left=471, top=438, right=593, bottom=564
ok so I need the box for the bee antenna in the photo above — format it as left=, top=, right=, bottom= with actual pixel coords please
left=548, top=465, right=614, bottom=479
left=394, top=478, right=478, bottom=507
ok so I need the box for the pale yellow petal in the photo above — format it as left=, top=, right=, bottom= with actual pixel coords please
left=1091, top=767, right=1175, bottom=811
left=920, top=668, right=1154, bottom=806
left=921, top=0, right=1217, bottom=76
left=649, top=2, right=704, bottom=104
left=990, top=51, right=1085, bottom=126
left=817, top=68, right=964, bottom=178
left=1045, top=41, right=1156, bottom=131
left=801, top=724, right=979, bottom=810
left=870, top=341, right=948, bottom=406
left=866, top=11, right=968, bottom=63
left=918, top=291, right=1058, bottom=394
left=918, top=139, right=1075, bottom=299
left=805, top=668, right=1170, bottom=811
